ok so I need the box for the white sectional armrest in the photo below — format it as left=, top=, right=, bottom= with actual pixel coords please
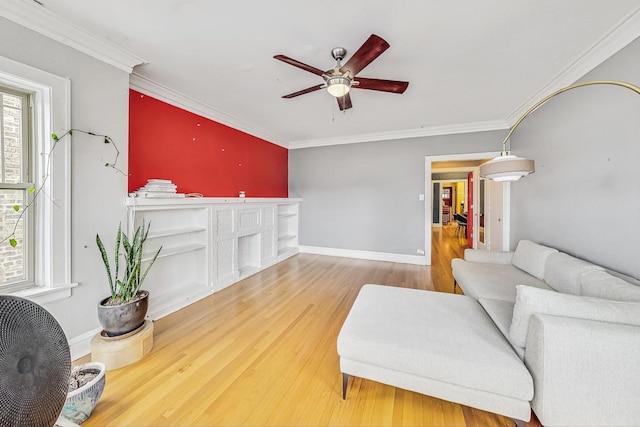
left=464, top=249, right=514, bottom=264
left=525, top=314, right=640, bottom=427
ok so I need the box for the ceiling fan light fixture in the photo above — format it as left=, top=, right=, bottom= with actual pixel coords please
left=275, top=34, right=408, bottom=110
left=326, top=76, right=351, bottom=97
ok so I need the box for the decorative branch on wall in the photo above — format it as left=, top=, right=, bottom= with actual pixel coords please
left=0, top=129, right=124, bottom=248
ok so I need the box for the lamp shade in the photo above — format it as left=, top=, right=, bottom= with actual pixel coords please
left=479, top=154, right=535, bottom=182
left=327, top=76, right=351, bottom=97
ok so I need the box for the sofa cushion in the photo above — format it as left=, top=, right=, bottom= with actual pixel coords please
left=464, top=248, right=514, bottom=264
left=607, top=270, right=640, bottom=287
left=452, top=258, right=553, bottom=302
left=509, top=285, right=640, bottom=348
left=511, top=240, right=558, bottom=280
left=580, top=270, right=640, bottom=302
left=478, top=298, right=523, bottom=359
left=544, top=252, right=603, bottom=295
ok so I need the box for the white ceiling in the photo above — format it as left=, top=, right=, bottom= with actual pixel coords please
left=4, top=0, right=640, bottom=148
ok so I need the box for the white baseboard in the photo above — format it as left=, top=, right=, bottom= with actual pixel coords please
left=299, top=246, right=427, bottom=266
left=68, top=327, right=102, bottom=361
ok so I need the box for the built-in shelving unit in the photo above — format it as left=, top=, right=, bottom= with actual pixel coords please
left=277, top=202, right=299, bottom=258
left=126, top=197, right=300, bottom=320
left=127, top=205, right=209, bottom=319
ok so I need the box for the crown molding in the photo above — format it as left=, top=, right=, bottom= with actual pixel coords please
left=129, top=73, right=289, bottom=148
left=0, top=0, right=146, bottom=73
left=505, top=6, right=640, bottom=125
left=287, top=120, right=510, bottom=150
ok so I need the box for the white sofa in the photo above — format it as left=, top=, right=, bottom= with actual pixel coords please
left=451, top=240, right=640, bottom=426
left=337, top=240, right=640, bottom=427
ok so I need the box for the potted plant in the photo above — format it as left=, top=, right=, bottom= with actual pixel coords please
left=96, top=222, right=161, bottom=337
left=61, top=361, right=107, bottom=424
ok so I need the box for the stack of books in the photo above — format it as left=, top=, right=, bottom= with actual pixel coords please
left=134, top=179, right=185, bottom=198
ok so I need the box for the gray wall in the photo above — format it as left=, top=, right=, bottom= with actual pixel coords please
left=510, top=37, right=640, bottom=278
left=1, top=17, right=130, bottom=343
left=289, top=131, right=502, bottom=255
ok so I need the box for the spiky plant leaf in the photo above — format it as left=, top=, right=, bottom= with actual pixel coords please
left=96, top=233, right=115, bottom=298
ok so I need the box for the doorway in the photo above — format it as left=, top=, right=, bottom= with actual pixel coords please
left=424, top=152, right=509, bottom=265
left=431, top=180, right=466, bottom=227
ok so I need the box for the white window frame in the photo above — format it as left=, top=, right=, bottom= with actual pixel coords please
left=0, top=54, right=77, bottom=303
left=0, top=85, right=34, bottom=290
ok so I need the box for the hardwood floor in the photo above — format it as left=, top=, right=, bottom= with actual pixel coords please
left=83, top=224, right=539, bottom=426
left=431, top=223, right=468, bottom=294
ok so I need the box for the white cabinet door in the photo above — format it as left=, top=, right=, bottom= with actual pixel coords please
left=238, top=208, right=261, bottom=233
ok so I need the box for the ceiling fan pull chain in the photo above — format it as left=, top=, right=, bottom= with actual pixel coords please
left=332, top=100, right=336, bottom=122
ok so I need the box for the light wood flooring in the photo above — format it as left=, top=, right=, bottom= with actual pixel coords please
left=83, top=224, right=541, bottom=426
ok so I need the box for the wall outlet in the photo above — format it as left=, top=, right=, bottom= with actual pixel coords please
left=416, top=249, right=425, bottom=255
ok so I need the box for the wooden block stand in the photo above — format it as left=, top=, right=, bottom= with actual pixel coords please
left=91, top=320, right=154, bottom=370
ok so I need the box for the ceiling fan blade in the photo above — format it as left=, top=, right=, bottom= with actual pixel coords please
left=353, top=77, right=409, bottom=94
left=341, top=34, right=390, bottom=76
left=337, top=93, right=353, bottom=111
left=282, top=84, right=324, bottom=98
left=274, top=55, right=326, bottom=76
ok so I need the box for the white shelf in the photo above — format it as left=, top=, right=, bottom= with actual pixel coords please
left=147, top=227, right=206, bottom=239
left=277, top=202, right=299, bottom=256
left=277, top=247, right=298, bottom=259
left=144, top=243, right=206, bottom=261
left=126, top=197, right=301, bottom=207
left=238, top=265, right=260, bottom=279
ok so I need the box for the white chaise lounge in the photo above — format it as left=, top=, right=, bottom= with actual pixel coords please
left=337, top=284, right=533, bottom=426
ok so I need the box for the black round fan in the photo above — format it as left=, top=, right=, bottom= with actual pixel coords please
left=0, top=296, right=71, bottom=427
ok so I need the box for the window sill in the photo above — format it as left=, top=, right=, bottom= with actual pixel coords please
left=10, top=282, right=79, bottom=305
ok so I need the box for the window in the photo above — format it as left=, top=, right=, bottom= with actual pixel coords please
left=0, top=86, right=34, bottom=292
left=0, top=54, right=75, bottom=303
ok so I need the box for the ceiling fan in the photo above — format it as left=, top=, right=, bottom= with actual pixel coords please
left=274, top=34, right=409, bottom=111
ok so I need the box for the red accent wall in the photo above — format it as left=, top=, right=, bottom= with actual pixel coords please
left=128, top=90, right=288, bottom=197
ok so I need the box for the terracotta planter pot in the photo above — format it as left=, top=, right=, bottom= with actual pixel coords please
left=97, top=290, right=149, bottom=337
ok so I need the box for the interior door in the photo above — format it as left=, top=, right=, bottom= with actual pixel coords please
left=432, top=182, right=441, bottom=225
left=467, top=172, right=473, bottom=248
left=478, top=178, right=487, bottom=249
left=487, top=178, right=504, bottom=251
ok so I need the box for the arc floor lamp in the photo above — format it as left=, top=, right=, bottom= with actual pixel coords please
left=479, top=80, right=640, bottom=182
